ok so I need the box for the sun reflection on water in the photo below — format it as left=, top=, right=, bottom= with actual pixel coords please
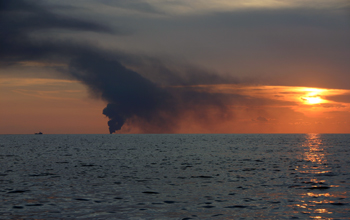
left=291, top=134, right=345, bottom=219
left=302, top=134, right=325, bottom=164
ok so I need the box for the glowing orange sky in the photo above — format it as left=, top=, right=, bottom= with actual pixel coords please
left=1, top=1, right=349, bottom=134
left=1, top=77, right=350, bottom=134
left=170, top=84, right=350, bottom=134
left=0, top=78, right=107, bottom=134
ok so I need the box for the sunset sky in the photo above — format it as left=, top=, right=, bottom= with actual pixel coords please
left=1, top=0, right=350, bottom=134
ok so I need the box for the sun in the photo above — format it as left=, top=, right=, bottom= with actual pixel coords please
left=298, top=88, right=327, bottom=105
left=301, top=96, right=323, bottom=104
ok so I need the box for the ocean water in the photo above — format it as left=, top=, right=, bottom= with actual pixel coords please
left=0, top=134, right=349, bottom=219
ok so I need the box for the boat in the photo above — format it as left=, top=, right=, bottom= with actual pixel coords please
left=35, top=132, right=43, bottom=135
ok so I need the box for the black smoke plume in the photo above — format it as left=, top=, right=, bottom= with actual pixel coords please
left=69, top=53, right=173, bottom=133
left=0, top=0, right=234, bottom=133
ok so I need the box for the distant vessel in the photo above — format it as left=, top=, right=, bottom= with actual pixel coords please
left=35, top=132, right=43, bottom=135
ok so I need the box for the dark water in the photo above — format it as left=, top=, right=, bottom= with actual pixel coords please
left=0, top=134, right=349, bottom=219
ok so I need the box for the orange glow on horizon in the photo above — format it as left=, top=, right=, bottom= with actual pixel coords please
left=164, top=84, right=350, bottom=134
left=178, top=84, right=350, bottom=109
left=2, top=77, right=350, bottom=134
left=200, top=84, right=342, bottom=96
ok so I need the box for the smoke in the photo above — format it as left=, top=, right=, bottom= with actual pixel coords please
left=0, top=0, right=235, bottom=133
left=68, top=52, right=174, bottom=133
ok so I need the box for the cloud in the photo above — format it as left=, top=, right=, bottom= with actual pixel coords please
left=88, top=3, right=349, bottom=89
left=0, top=0, right=112, bottom=65
left=2, top=0, right=349, bottom=133
left=325, top=95, right=350, bottom=104
left=112, top=0, right=348, bottom=15
left=255, top=116, right=268, bottom=122
left=98, top=0, right=162, bottom=15
left=0, top=0, right=239, bottom=133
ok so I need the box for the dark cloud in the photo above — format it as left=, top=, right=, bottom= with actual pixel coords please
left=325, top=95, right=350, bottom=104
left=99, top=0, right=162, bottom=15
left=122, top=57, right=239, bottom=86
left=3, top=0, right=348, bottom=133
left=255, top=116, right=268, bottom=122
left=0, top=0, right=113, bottom=65
left=115, top=5, right=350, bottom=89
left=68, top=52, right=175, bottom=133
left=0, top=0, right=112, bottom=35
left=0, top=0, right=237, bottom=133
left=320, top=103, right=345, bottom=108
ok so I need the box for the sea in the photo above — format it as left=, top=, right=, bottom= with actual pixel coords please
left=0, top=134, right=349, bottom=219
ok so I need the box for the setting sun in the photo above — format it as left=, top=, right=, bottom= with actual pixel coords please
left=301, top=96, right=323, bottom=105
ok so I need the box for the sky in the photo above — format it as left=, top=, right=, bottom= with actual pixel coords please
left=1, top=0, right=350, bottom=134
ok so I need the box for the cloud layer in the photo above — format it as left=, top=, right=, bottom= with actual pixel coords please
left=1, top=0, right=349, bottom=133
left=0, top=0, right=238, bottom=133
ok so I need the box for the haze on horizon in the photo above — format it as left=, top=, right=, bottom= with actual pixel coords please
left=1, top=0, right=350, bottom=134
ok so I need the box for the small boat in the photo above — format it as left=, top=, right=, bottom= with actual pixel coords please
left=35, top=132, right=43, bottom=135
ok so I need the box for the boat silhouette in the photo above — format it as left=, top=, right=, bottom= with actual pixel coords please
left=35, top=132, right=43, bottom=135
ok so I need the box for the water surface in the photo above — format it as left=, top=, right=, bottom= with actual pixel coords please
left=1, top=134, right=349, bottom=219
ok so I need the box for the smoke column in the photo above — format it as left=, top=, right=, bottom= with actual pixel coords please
left=68, top=53, right=173, bottom=133
left=0, top=0, right=233, bottom=133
